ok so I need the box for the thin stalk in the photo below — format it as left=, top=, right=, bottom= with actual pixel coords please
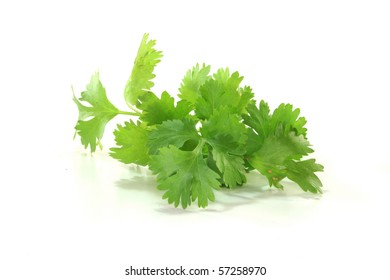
left=126, top=103, right=143, bottom=114
left=193, top=139, right=206, bottom=155
left=118, top=110, right=141, bottom=116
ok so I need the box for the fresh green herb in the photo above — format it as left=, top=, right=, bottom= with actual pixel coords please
left=73, top=33, right=324, bottom=208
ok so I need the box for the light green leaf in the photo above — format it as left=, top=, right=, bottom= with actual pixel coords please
left=243, top=101, right=307, bottom=142
left=237, top=86, right=255, bottom=114
left=147, top=119, right=200, bottom=154
left=212, top=149, right=246, bottom=188
left=195, top=68, right=249, bottom=119
left=248, top=131, right=322, bottom=192
left=214, top=68, right=244, bottom=96
left=73, top=72, right=121, bottom=152
left=139, top=91, right=192, bottom=125
left=109, top=121, right=149, bottom=166
left=270, top=103, right=307, bottom=137
left=149, top=145, right=220, bottom=208
left=124, top=33, right=163, bottom=107
left=285, top=159, right=323, bottom=193
left=242, top=101, right=271, bottom=143
left=201, top=107, right=247, bottom=154
left=200, top=108, right=248, bottom=187
left=178, top=63, right=211, bottom=104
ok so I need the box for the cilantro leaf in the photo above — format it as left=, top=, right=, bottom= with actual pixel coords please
left=242, top=100, right=271, bottom=145
left=270, top=103, right=307, bottom=137
left=201, top=107, right=247, bottom=150
left=212, top=150, right=247, bottom=188
left=109, top=121, right=149, bottom=166
left=124, top=33, right=163, bottom=107
left=243, top=101, right=307, bottom=142
left=245, top=128, right=263, bottom=159
left=285, top=159, right=323, bottom=193
left=73, top=72, right=121, bottom=152
left=178, top=63, right=211, bottom=104
left=248, top=131, right=313, bottom=170
left=201, top=108, right=247, bottom=187
left=237, top=86, right=255, bottom=114
left=213, top=68, right=243, bottom=89
left=243, top=101, right=310, bottom=169
left=139, top=91, right=192, bottom=125
left=243, top=101, right=323, bottom=192
left=195, top=79, right=225, bottom=119
left=247, top=128, right=323, bottom=192
left=147, top=119, right=200, bottom=154
left=149, top=144, right=220, bottom=208
left=195, top=68, right=252, bottom=119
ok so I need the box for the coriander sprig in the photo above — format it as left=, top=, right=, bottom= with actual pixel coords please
left=73, top=33, right=324, bottom=208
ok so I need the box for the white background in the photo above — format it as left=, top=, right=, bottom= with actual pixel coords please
left=1, top=0, right=389, bottom=279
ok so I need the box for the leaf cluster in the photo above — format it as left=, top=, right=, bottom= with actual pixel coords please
left=73, top=33, right=324, bottom=208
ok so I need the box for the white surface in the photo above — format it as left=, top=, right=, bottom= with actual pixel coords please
left=1, top=0, right=389, bottom=279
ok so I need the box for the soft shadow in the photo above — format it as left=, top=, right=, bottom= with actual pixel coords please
left=208, top=173, right=324, bottom=212
left=115, top=175, right=161, bottom=199
left=214, top=183, right=323, bottom=212
left=115, top=170, right=324, bottom=214
left=154, top=206, right=201, bottom=215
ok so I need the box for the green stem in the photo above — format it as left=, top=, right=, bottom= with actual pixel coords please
left=132, top=107, right=142, bottom=114
left=193, top=138, right=206, bottom=155
left=126, top=103, right=142, bottom=114
left=118, top=110, right=141, bottom=116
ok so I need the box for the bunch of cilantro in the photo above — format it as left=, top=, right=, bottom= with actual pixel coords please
left=73, top=34, right=324, bottom=209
